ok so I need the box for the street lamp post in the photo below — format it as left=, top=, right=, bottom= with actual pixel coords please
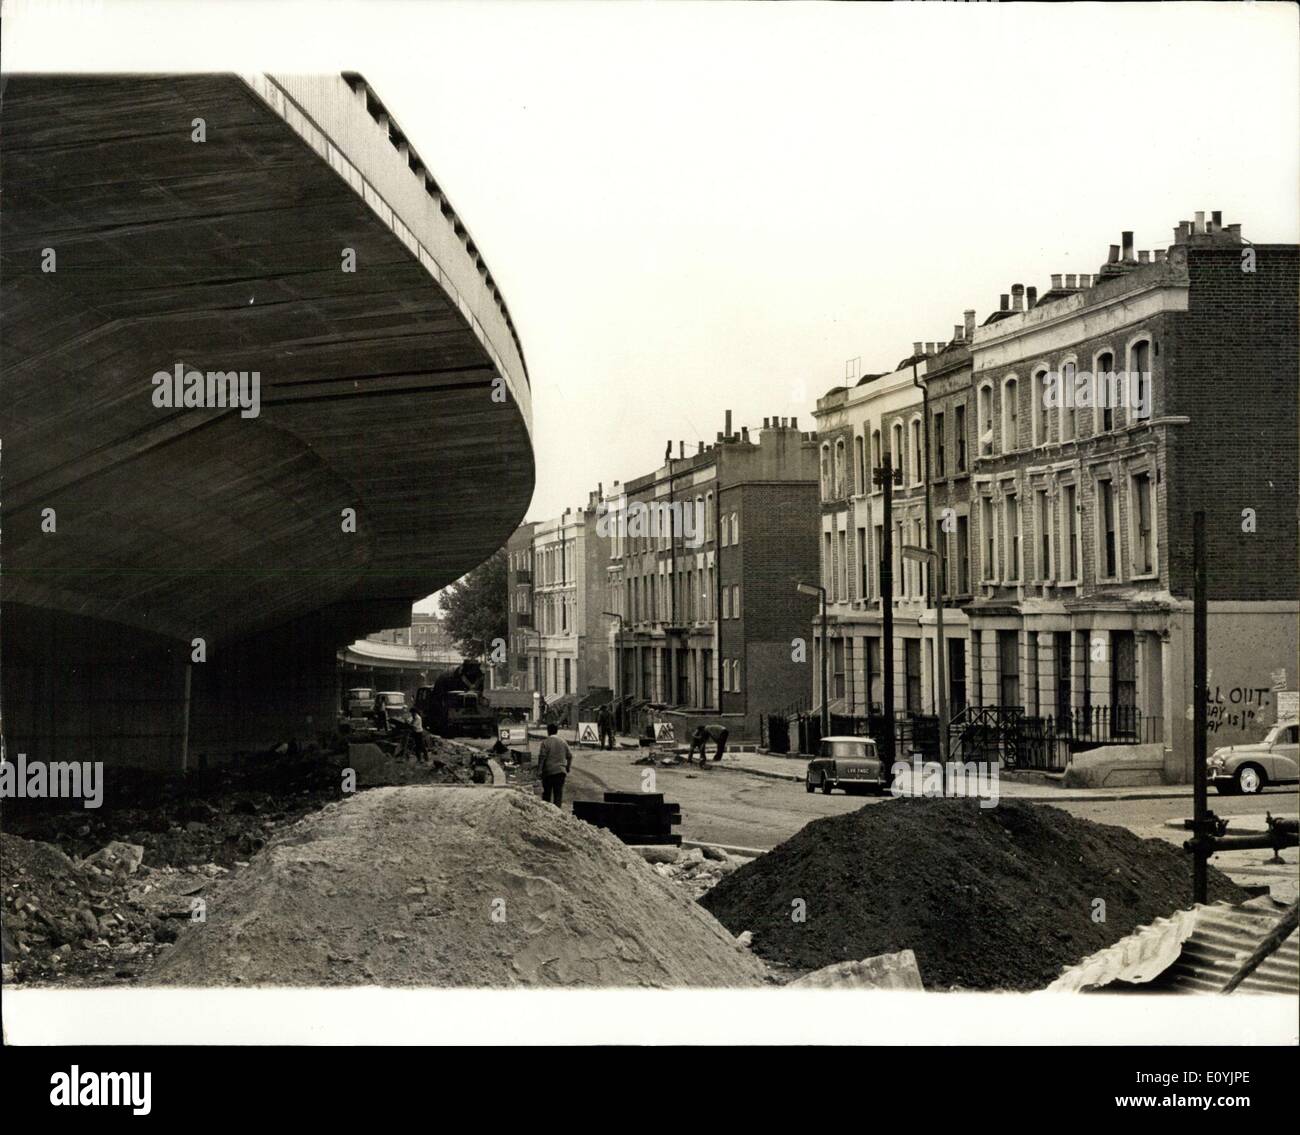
left=903, top=544, right=949, bottom=791
left=796, top=581, right=829, bottom=738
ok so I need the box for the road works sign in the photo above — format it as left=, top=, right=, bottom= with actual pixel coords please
left=577, top=722, right=600, bottom=745
left=653, top=722, right=675, bottom=743
left=498, top=724, right=528, bottom=746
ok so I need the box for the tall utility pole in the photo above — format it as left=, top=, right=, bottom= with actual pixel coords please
left=911, top=363, right=934, bottom=609
left=1192, top=511, right=1208, bottom=904
left=873, top=454, right=902, bottom=765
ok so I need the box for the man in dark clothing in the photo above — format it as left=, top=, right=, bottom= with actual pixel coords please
left=537, top=722, right=573, bottom=806
left=597, top=703, right=615, bottom=750
left=689, top=723, right=729, bottom=766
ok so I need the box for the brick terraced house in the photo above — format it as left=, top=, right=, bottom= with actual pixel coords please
left=610, top=415, right=821, bottom=740
left=813, top=211, right=1297, bottom=782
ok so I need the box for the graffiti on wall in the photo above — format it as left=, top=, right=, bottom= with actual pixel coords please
left=1204, top=686, right=1273, bottom=733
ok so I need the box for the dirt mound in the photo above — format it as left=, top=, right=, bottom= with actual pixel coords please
left=149, top=787, right=767, bottom=988
left=698, top=798, right=1247, bottom=991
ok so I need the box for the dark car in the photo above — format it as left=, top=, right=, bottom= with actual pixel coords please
left=805, top=736, right=887, bottom=795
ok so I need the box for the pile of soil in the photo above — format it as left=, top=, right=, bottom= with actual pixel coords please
left=698, top=798, right=1248, bottom=991
left=150, top=786, right=768, bottom=988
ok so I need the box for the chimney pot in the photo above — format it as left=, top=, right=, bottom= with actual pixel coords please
left=1079, top=274, right=1091, bottom=287
left=1050, top=274, right=1062, bottom=289
left=1138, top=250, right=1150, bottom=264
left=937, top=342, right=947, bottom=353
left=1065, top=274, right=1077, bottom=289
left=1026, top=286, right=1038, bottom=308
left=1212, top=210, right=1223, bottom=228
left=741, top=426, right=749, bottom=442
left=1227, top=223, right=1242, bottom=238
left=1000, top=294, right=1010, bottom=311
left=913, top=341, right=923, bottom=356
left=1108, top=244, right=1120, bottom=263
left=1121, top=231, right=1135, bottom=259
left=763, top=417, right=770, bottom=428
left=964, top=309, right=976, bottom=339
left=792, top=416, right=798, bottom=428
left=1154, top=249, right=1167, bottom=263
left=1195, top=210, right=1206, bottom=233
left=953, top=323, right=963, bottom=341
left=679, top=440, right=685, bottom=458
left=925, top=342, right=935, bottom=354
left=725, top=409, right=733, bottom=437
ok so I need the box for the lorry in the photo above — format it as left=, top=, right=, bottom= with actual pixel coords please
left=413, top=660, right=497, bottom=738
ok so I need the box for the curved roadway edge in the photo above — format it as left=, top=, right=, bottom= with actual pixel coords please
left=244, top=73, right=533, bottom=435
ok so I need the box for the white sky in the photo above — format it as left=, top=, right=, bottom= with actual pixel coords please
left=7, top=0, right=1298, bottom=616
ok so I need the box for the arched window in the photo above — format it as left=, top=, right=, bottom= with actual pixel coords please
left=854, top=435, right=866, bottom=494
left=820, top=443, right=831, bottom=499
left=1095, top=351, right=1115, bottom=432
left=891, top=421, right=905, bottom=474
left=1001, top=376, right=1018, bottom=452
left=1128, top=338, right=1151, bottom=422
left=910, top=417, right=923, bottom=484
left=705, top=491, right=714, bottom=541
left=834, top=438, right=846, bottom=497
left=977, top=384, right=994, bottom=456
left=871, top=429, right=882, bottom=477
left=1032, top=367, right=1049, bottom=446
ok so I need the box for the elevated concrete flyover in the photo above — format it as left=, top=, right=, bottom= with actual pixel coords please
left=1, top=73, right=534, bottom=769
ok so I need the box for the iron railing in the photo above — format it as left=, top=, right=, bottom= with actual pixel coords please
left=769, top=703, right=1161, bottom=770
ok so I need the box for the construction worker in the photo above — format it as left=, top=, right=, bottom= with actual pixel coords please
left=597, top=702, right=614, bottom=751
left=410, top=708, right=427, bottom=762
left=537, top=722, right=573, bottom=806
left=689, top=723, right=729, bottom=766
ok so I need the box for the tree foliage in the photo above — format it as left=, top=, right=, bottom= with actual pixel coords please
left=439, top=548, right=508, bottom=663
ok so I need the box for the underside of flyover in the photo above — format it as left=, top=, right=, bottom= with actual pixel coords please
left=0, top=74, right=535, bottom=769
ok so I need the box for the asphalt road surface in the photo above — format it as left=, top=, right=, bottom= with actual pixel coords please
left=564, top=747, right=1300, bottom=854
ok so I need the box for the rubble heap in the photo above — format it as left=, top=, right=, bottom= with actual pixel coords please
left=150, top=786, right=769, bottom=988
left=698, top=798, right=1247, bottom=991
left=1, top=743, right=475, bottom=984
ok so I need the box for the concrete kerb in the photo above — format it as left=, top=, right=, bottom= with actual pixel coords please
left=680, top=839, right=765, bottom=860
left=708, top=753, right=1230, bottom=802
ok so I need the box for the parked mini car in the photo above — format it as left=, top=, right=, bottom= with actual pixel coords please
left=1208, top=719, right=1299, bottom=795
left=806, top=735, right=887, bottom=795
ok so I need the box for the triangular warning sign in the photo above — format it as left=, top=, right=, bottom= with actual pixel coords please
left=578, top=723, right=599, bottom=743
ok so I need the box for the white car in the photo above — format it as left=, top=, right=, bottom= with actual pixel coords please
left=1208, top=719, right=1299, bottom=795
